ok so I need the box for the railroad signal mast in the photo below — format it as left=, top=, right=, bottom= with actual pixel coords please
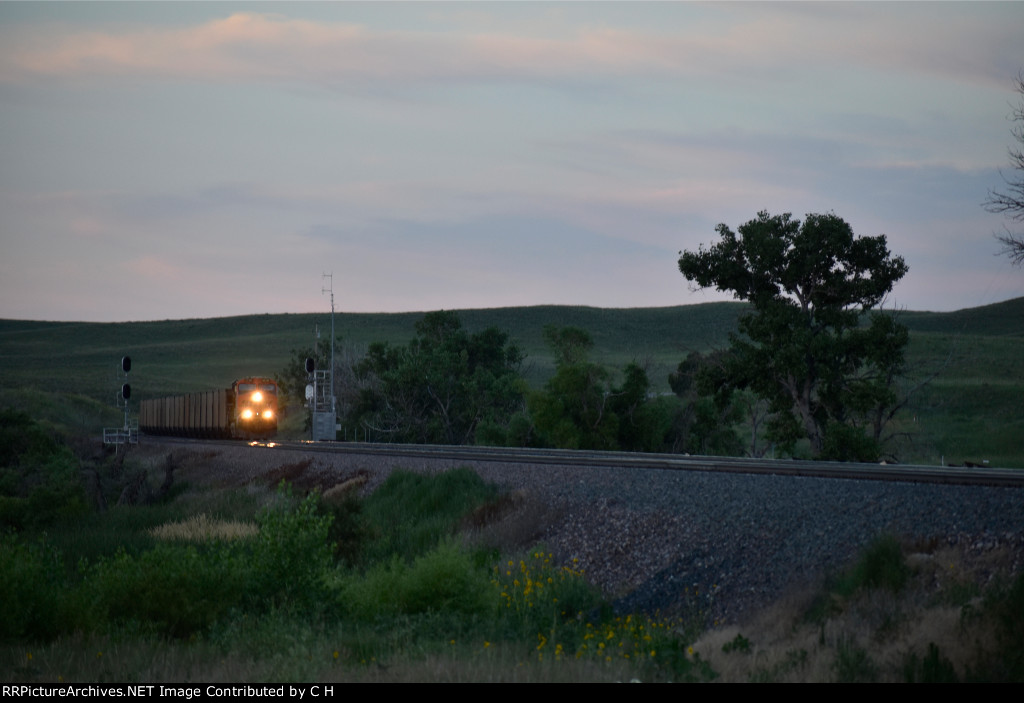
left=103, top=355, right=138, bottom=447
left=308, top=274, right=338, bottom=441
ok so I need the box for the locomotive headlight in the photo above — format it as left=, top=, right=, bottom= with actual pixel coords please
left=241, top=408, right=254, bottom=420
left=262, top=409, right=274, bottom=420
left=252, top=391, right=263, bottom=403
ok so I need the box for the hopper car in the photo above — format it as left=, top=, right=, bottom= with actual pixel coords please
left=139, top=377, right=278, bottom=440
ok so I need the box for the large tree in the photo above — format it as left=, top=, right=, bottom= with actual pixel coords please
left=984, top=70, right=1024, bottom=265
left=344, top=311, right=525, bottom=445
left=528, top=326, right=619, bottom=450
left=678, top=211, right=909, bottom=460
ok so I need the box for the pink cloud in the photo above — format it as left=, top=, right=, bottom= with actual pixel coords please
left=2, top=7, right=1016, bottom=88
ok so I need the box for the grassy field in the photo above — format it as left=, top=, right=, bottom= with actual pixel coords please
left=1, top=298, right=1021, bottom=466
left=3, top=443, right=1021, bottom=683
left=2, top=298, right=1023, bottom=681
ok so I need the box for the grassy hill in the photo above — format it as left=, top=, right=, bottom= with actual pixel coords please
left=1, top=298, right=1021, bottom=466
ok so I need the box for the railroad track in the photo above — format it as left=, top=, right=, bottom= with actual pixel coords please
left=149, top=436, right=1024, bottom=488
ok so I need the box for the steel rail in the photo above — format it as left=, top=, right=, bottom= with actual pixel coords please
left=174, top=438, right=1024, bottom=488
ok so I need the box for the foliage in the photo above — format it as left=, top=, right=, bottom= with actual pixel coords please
left=493, top=550, right=605, bottom=639
left=833, top=639, right=878, bottom=683
left=845, top=534, right=910, bottom=594
left=0, top=460, right=711, bottom=680
left=0, top=532, right=73, bottom=642
left=275, top=337, right=334, bottom=428
left=903, top=643, right=959, bottom=683
left=343, top=311, right=527, bottom=445
left=341, top=541, right=493, bottom=619
left=983, top=70, right=1024, bottom=265
left=4, top=298, right=1022, bottom=465
left=0, top=409, right=89, bottom=530
left=360, top=467, right=498, bottom=564
left=249, top=484, right=335, bottom=609
left=490, top=548, right=714, bottom=681
left=528, top=326, right=618, bottom=449
left=85, top=542, right=247, bottom=639
left=606, top=362, right=678, bottom=452
left=722, top=633, right=752, bottom=654
left=276, top=337, right=331, bottom=408
left=529, top=326, right=687, bottom=452
left=971, top=570, right=1024, bottom=681
left=678, top=211, right=909, bottom=460
left=668, top=351, right=745, bottom=455
left=316, top=492, right=367, bottom=567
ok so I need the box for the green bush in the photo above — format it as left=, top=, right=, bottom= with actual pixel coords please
left=850, top=535, right=909, bottom=594
left=969, top=571, right=1024, bottom=681
left=903, top=643, right=959, bottom=683
left=0, top=409, right=89, bottom=530
left=249, top=484, right=334, bottom=610
left=834, top=639, right=879, bottom=683
left=85, top=542, right=248, bottom=639
left=0, top=532, right=74, bottom=641
left=342, top=541, right=492, bottom=619
left=492, top=549, right=605, bottom=641
left=362, top=468, right=497, bottom=563
left=81, top=485, right=337, bottom=638
left=316, top=492, right=366, bottom=566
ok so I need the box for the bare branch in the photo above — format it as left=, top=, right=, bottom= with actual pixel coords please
left=984, top=69, right=1024, bottom=265
left=996, top=226, right=1024, bottom=266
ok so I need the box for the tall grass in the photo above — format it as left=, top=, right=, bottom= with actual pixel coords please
left=1, top=441, right=716, bottom=682
left=359, top=467, right=498, bottom=563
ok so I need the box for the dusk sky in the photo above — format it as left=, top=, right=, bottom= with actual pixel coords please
left=2, top=2, right=1023, bottom=322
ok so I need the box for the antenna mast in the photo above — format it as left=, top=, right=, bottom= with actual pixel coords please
left=309, top=273, right=338, bottom=440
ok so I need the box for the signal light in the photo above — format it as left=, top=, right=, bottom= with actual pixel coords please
left=121, top=383, right=131, bottom=400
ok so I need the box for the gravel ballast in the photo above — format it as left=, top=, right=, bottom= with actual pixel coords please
left=146, top=440, right=1024, bottom=626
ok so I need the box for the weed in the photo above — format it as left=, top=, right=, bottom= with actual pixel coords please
left=0, top=532, right=72, bottom=642
left=341, top=541, right=493, bottom=619
left=852, top=535, right=910, bottom=593
left=808, top=534, right=910, bottom=625
left=148, top=513, right=258, bottom=542
left=749, top=648, right=808, bottom=683
left=903, top=643, right=959, bottom=683
left=722, top=633, right=751, bottom=654
left=361, top=467, right=498, bottom=563
left=833, top=639, right=878, bottom=683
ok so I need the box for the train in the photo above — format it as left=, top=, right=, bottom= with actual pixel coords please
left=139, top=377, right=278, bottom=440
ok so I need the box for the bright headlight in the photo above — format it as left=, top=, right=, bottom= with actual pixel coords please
left=263, top=410, right=274, bottom=420
left=241, top=408, right=254, bottom=420
left=252, top=391, right=263, bottom=402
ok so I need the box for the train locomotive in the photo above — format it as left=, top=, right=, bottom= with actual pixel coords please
left=139, top=377, right=278, bottom=440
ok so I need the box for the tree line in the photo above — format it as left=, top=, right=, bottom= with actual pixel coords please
left=280, top=209, right=911, bottom=462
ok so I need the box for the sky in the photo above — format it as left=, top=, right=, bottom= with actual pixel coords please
left=1, top=1, right=1023, bottom=322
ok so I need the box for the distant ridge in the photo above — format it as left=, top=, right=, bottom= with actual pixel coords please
left=1, top=297, right=1021, bottom=466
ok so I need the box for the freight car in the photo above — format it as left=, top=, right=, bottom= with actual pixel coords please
left=139, top=377, right=278, bottom=440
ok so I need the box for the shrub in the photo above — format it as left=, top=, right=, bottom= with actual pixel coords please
left=85, top=542, right=248, bottom=639
left=342, top=541, right=492, bottom=619
left=248, top=484, right=335, bottom=610
left=361, top=468, right=497, bottom=563
left=0, top=409, right=89, bottom=530
left=970, top=570, right=1024, bottom=681
left=492, top=549, right=604, bottom=640
left=316, top=492, right=367, bottom=566
left=849, top=535, right=909, bottom=594
left=0, top=532, right=73, bottom=641
left=903, top=643, right=959, bottom=683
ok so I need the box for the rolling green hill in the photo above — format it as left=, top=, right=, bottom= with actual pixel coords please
left=1, top=298, right=1021, bottom=466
